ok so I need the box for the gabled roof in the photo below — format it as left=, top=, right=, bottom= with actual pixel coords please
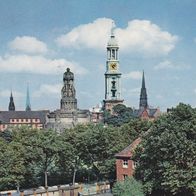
left=133, top=107, right=159, bottom=118
left=0, top=110, right=49, bottom=124
left=115, top=138, right=141, bottom=158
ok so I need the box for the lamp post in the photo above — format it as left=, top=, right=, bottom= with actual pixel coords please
left=45, top=171, right=48, bottom=188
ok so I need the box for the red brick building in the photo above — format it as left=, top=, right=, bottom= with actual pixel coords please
left=115, top=138, right=141, bottom=181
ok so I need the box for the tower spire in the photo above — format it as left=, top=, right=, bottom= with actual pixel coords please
left=8, top=91, right=15, bottom=111
left=139, top=71, right=148, bottom=109
left=111, top=21, right=115, bottom=37
left=26, top=84, right=31, bottom=111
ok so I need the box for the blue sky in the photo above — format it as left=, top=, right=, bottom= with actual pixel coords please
left=0, top=0, right=195, bottom=111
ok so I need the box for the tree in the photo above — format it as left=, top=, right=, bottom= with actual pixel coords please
left=134, top=103, right=196, bottom=196
left=104, top=104, right=134, bottom=126
left=0, top=138, right=26, bottom=190
left=112, top=177, right=144, bottom=196
left=11, top=127, right=62, bottom=188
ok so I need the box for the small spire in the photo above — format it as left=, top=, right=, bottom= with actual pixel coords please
left=8, top=91, right=15, bottom=111
left=111, top=21, right=115, bottom=37
left=139, top=71, right=148, bottom=109
left=26, top=84, right=31, bottom=111
left=142, top=70, right=146, bottom=89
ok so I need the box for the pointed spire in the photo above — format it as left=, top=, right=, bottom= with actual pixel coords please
left=26, top=84, right=31, bottom=111
left=139, top=71, right=148, bottom=109
left=142, top=70, right=146, bottom=89
left=111, top=21, right=115, bottom=37
left=8, top=91, right=15, bottom=111
left=107, top=21, right=118, bottom=47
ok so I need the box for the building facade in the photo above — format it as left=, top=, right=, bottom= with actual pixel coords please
left=103, top=28, right=123, bottom=112
left=115, top=138, right=141, bottom=181
left=47, top=68, right=91, bottom=131
left=0, top=91, right=48, bottom=131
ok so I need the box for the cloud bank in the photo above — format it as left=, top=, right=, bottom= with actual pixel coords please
left=0, top=54, right=88, bottom=75
left=9, top=36, right=48, bottom=54
left=56, top=18, right=178, bottom=56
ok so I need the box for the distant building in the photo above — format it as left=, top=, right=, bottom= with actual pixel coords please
left=133, top=71, right=160, bottom=120
left=47, top=68, right=91, bottom=131
left=0, top=90, right=48, bottom=131
left=103, top=27, right=124, bottom=112
left=89, top=103, right=103, bottom=123
left=115, top=138, right=141, bottom=181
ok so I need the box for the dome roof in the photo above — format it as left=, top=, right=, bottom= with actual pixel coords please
left=107, top=35, right=118, bottom=47
left=63, top=68, right=74, bottom=81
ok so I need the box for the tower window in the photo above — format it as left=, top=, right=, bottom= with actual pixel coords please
left=123, top=160, right=128, bottom=168
left=112, top=50, right=115, bottom=59
left=111, top=80, right=116, bottom=97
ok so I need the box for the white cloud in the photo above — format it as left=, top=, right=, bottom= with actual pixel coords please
left=33, top=84, right=61, bottom=97
left=0, top=90, right=24, bottom=98
left=123, top=71, right=142, bottom=80
left=0, top=54, right=88, bottom=75
left=56, top=18, right=113, bottom=50
left=9, top=36, right=48, bottom=54
left=56, top=18, right=178, bottom=56
left=154, top=60, right=190, bottom=70
left=116, top=20, right=178, bottom=56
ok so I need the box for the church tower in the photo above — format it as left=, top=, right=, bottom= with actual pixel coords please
left=61, top=68, right=77, bottom=111
left=139, top=71, right=148, bottom=109
left=26, top=84, right=31, bottom=111
left=103, top=26, right=123, bottom=111
left=8, top=92, right=15, bottom=111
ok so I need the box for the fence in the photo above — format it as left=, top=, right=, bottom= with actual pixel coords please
left=0, top=182, right=111, bottom=196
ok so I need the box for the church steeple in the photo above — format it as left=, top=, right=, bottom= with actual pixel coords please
left=26, top=84, right=31, bottom=111
left=8, top=91, right=15, bottom=111
left=103, top=23, right=124, bottom=111
left=139, top=71, right=148, bottom=109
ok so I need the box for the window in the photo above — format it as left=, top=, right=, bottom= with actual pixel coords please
left=26, top=119, right=28, bottom=122
left=12, top=119, right=15, bottom=122
left=123, top=174, right=128, bottom=180
left=123, top=160, right=128, bottom=168
left=16, top=119, right=19, bottom=122
left=21, top=119, right=24, bottom=122
left=132, top=161, right=138, bottom=169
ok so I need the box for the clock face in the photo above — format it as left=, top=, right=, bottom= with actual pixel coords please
left=110, top=63, right=117, bottom=70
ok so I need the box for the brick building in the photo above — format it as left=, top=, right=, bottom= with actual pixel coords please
left=115, top=138, right=141, bottom=181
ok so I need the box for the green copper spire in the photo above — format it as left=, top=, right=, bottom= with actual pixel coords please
left=26, top=84, right=31, bottom=111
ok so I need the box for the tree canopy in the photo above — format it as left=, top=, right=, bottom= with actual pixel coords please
left=113, top=177, right=144, bottom=196
left=104, top=104, right=134, bottom=126
left=134, top=103, right=196, bottom=196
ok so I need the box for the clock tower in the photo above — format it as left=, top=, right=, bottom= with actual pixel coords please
left=103, top=27, right=123, bottom=111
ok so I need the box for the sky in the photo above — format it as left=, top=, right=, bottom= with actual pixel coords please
left=0, top=0, right=195, bottom=112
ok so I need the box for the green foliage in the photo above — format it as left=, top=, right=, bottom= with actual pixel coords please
left=0, top=138, right=26, bottom=190
left=113, top=177, right=144, bottom=196
left=134, top=103, right=196, bottom=196
left=0, top=116, right=149, bottom=190
left=104, top=104, right=134, bottom=126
